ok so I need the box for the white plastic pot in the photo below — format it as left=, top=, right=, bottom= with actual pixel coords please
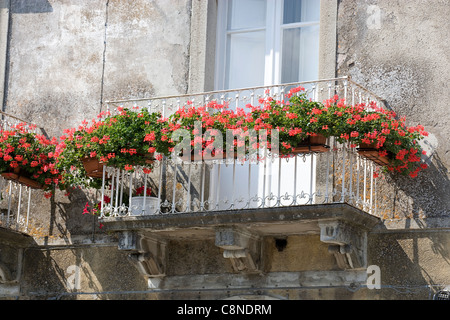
left=129, top=196, right=159, bottom=216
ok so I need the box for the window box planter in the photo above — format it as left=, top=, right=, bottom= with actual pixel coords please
left=82, top=153, right=154, bottom=178
left=290, top=134, right=329, bottom=154
left=82, top=156, right=105, bottom=178
left=1, top=168, right=43, bottom=189
left=357, top=143, right=391, bottom=166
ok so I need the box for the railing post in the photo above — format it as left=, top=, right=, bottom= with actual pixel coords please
left=100, top=164, right=106, bottom=217
left=143, top=169, right=148, bottom=216
left=348, top=145, right=354, bottom=204
left=119, top=170, right=125, bottom=214
left=128, top=170, right=133, bottom=216
left=356, top=155, right=361, bottom=208
left=7, top=180, right=12, bottom=227
left=293, top=155, right=298, bottom=205
left=186, top=161, right=192, bottom=213
left=341, top=143, right=346, bottom=203
left=325, top=140, right=331, bottom=203
left=157, top=156, right=164, bottom=214
left=171, top=161, right=177, bottom=214
left=309, top=154, right=314, bottom=204
left=200, top=162, right=206, bottom=211
left=370, top=163, right=374, bottom=214
left=25, top=187, right=31, bottom=232
left=16, top=184, right=23, bottom=230
left=277, top=156, right=282, bottom=206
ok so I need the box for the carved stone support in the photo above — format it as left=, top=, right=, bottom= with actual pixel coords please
left=319, top=220, right=367, bottom=270
left=0, top=261, right=12, bottom=283
left=215, top=227, right=261, bottom=273
left=118, top=231, right=167, bottom=278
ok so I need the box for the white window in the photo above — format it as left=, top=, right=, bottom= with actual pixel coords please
left=211, top=0, right=321, bottom=210
left=215, top=0, right=320, bottom=90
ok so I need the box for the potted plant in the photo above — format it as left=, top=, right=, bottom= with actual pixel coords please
left=321, top=95, right=429, bottom=177
left=129, top=185, right=159, bottom=216
left=0, top=123, right=65, bottom=197
left=57, top=125, right=104, bottom=189
left=58, top=107, right=170, bottom=183
left=167, top=101, right=250, bottom=161
left=246, top=86, right=330, bottom=156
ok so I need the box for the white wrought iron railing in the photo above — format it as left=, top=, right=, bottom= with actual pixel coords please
left=100, top=76, right=387, bottom=219
left=98, top=146, right=381, bottom=218
left=105, top=76, right=387, bottom=116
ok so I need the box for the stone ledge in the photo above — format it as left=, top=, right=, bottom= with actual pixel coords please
left=155, top=270, right=368, bottom=291
left=102, top=203, right=381, bottom=238
left=0, top=227, right=34, bottom=248
left=373, top=216, right=450, bottom=233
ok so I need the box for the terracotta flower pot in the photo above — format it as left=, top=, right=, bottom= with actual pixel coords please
left=357, top=143, right=391, bottom=166
left=139, top=152, right=155, bottom=165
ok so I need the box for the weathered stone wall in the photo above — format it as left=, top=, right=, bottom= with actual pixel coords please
left=367, top=231, right=450, bottom=300
left=5, top=0, right=192, bottom=137
left=335, top=0, right=450, bottom=300
left=5, top=0, right=105, bottom=137
left=336, top=0, right=450, bottom=220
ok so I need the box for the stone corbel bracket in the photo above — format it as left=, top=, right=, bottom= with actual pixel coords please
left=215, top=227, right=262, bottom=273
left=319, top=220, right=367, bottom=270
left=0, top=261, right=13, bottom=283
left=118, top=231, right=167, bottom=278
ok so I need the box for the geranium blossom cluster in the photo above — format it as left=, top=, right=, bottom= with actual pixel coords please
left=57, top=107, right=172, bottom=183
left=163, top=86, right=429, bottom=177
left=315, top=94, right=429, bottom=177
left=168, top=100, right=263, bottom=160
left=0, top=122, right=63, bottom=197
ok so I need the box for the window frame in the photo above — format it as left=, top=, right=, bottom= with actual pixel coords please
left=214, top=0, right=321, bottom=90
left=186, top=0, right=337, bottom=93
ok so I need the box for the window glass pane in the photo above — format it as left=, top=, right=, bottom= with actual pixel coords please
left=281, top=25, right=320, bottom=83
left=226, top=31, right=265, bottom=89
left=283, top=0, right=320, bottom=24
left=227, top=0, right=266, bottom=30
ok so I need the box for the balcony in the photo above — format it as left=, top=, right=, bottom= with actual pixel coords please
left=1, top=76, right=425, bottom=279
left=99, top=76, right=387, bottom=217
left=97, top=76, right=391, bottom=276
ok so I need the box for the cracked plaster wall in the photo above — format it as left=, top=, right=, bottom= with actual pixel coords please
left=4, top=0, right=192, bottom=138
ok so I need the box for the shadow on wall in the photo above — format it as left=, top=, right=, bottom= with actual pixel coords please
left=10, top=0, right=53, bottom=13
left=369, top=152, right=450, bottom=299
left=369, top=219, right=450, bottom=300
left=389, top=152, right=450, bottom=219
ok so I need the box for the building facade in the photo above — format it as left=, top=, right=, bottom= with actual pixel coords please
left=0, top=0, right=449, bottom=300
